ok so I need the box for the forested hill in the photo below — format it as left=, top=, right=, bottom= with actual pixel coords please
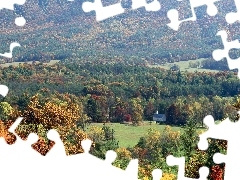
left=0, top=0, right=239, bottom=65
left=1, top=61, right=240, bottom=125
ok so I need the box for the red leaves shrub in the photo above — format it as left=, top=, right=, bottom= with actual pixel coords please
left=31, top=137, right=55, bottom=156
left=210, top=165, right=225, bottom=180
left=124, top=114, right=132, bottom=122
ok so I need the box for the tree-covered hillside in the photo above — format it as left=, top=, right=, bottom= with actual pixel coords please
left=1, top=61, right=239, bottom=125
left=0, top=0, right=239, bottom=69
left=0, top=61, right=236, bottom=179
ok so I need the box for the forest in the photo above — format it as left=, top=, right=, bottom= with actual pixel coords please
left=0, top=61, right=239, bottom=179
left=0, top=0, right=239, bottom=70
left=1, top=61, right=240, bottom=124
left=1, top=0, right=240, bottom=179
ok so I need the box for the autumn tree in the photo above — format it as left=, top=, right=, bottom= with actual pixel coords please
left=87, top=125, right=119, bottom=159
left=166, top=103, right=181, bottom=125
left=224, top=102, right=237, bottom=121
left=198, top=96, right=214, bottom=121
left=0, top=102, right=13, bottom=121
left=15, top=94, right=89, bottom=155
left=144, top=100, right=156, bottom=121
left=0, top=120, right=16, bottom=144
left=212, top=96, right=225, bottom=120
left=86, top=94, right=109, bottom=123
left=129, top=97, right=144, bottom=126
left=230, top=95, right=240, bottom=122
left=82, top=84, right=113, bottom=97
left=112, top=97, right=128, bottom=123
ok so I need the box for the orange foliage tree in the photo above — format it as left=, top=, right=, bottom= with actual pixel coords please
left=14, top=94, right=89, bottom=155
left=0, top=120, right=16, bottom=144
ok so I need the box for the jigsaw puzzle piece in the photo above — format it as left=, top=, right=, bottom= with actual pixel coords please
left=45, top=129, right=66, bottom=157
left=212, top=30, right=240, bottom=78
left=229, top=48, right=240, bottom=60
left=0, top=85, right=9, bottom=97
left=213, top=152, right=226, bottom=165
left=152, top=169, right=163, bottom=180
left=14, top=17, right=26, bottom=26
left=198, top=115, right=236, bottom=149
left=166, top=155, right=209, bottom=180
left=0, top=85, right=15, bottom=144
left=0, top=117, right=44, bottom=180
left=125, top=158, right=139, bottom=179
left=103, top=149, right=139, bottom=179
left=167, top=0, right=220, bottom=31
left=0, top=1, right=26, bottom=26
left=105, top=149, right=117, bottom=164
left=82, top=0, right=125, bottom=21
left=225, top=0, right=240, bottom=24
left=213, top=148, right=240, bottom=180
left=131, top=0, right=161, bottom=12
left=7, top=117, right=42, bottom=158
left=0, top=42, right=21, bottom=58
left=0, top=0, right=26, bottom=10
left=66, top=139, right=139, bottom=180
left=198, top=115, right=240, bottom=180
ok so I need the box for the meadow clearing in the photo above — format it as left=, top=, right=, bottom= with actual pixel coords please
left=0, top=60, right=60, bottom=67
left=86, top=121, right=212, bottom=148
left=148, top=58, right=219, bottom=73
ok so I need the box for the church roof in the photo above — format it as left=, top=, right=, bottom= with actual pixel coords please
left=153, top=114, right=165, bottom=118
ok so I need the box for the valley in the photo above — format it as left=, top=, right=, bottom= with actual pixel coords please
left=0, top=0, right=239, bottom=179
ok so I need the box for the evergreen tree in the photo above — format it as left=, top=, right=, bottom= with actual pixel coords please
left=179, top=117, right=199, bottom=160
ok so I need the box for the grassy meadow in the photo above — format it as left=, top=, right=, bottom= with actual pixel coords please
left=86, top=121, right=210, bottom=148
left=148, top=58, right=219, bottom=73
left=86, top=119, right=226, bottom=148
left=1, top=58, right=219, bottom=73
left=0, top=60, right=60, bottom=67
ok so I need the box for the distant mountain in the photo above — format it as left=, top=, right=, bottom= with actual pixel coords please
left=0, top=0, right=239, bottom=65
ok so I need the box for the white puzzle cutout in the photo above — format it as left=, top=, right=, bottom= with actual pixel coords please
left=198, top=115, right=240, bottom=180
left=167, top=0, right=220, bottom=31
left=1, top=0, right=240, bottom=179
left=225, top=0, right=240, bottom=24
left=0, top=42, right=21, bottom=58
left=82, top=0, right=161, bottom=21
left=212, top=30, right=240, bottom=78
left=82, top=0, right=125, bottom=21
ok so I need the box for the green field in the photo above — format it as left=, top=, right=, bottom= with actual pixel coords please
left=148, top=58, right=219, bottom=73
left=0, top=60, right=60, bottom=67
left=87, top=122, right=185, bottom=148
left=1, top=59, right=220, bottom=73
left=86, top=120, right=217, bottom=148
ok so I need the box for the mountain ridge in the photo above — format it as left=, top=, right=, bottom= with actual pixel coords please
left=0, top=0, right=238, bottom=65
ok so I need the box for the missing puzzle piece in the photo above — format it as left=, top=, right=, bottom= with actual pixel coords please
left=0, top=1, right=26, bottom=26
left=0, top=2, right=26, bottom=60
left=166, top=155, right=209, bottom=180
left=82, top=0, right=161, bottom=21
left=131, top=0, right=161, bottom=12
left=0, top=117, right=43, bottom=180
left=45, top=129, right=67, bottom=157
left=7, top=117, right=41, bottom=158
left=0, top=85, right=9, bottom=99
left=225, top=0, right=240, bottom=24
left=212, top=30, right=240, bottom=78
left=198, top=115, right=240, bottom=180
left=82, top=0, right=125, bottom=21
left=65, top=139, right=139, bottom=180
left=0, top=42, right=21, bottom=58
left=0, top=0, right=26, bottom=11
left=151, top=169, right=163, bottom=180
left=167, top=0, right=220, bottom=31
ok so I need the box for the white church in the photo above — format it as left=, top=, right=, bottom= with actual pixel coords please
left=153, top=111, right=166, bottom=123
